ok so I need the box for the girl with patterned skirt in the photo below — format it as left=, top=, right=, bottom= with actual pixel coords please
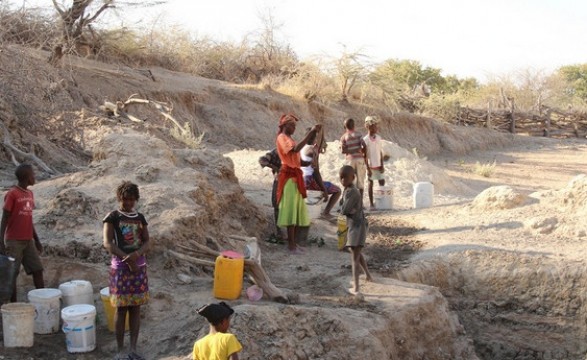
left=103, top=181, right=150, bottom=360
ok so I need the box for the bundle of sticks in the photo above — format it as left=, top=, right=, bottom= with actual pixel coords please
left=168, top=235, right=291, bottom=303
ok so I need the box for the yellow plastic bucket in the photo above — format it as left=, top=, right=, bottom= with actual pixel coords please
left=99, top=287, right=129, bottom=332
left=337, top=215, right=348, bottom=250
left=213, top=254, right=244, bottom=300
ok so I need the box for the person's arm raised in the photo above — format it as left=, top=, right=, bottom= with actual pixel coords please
left=292, top=125, right=322, bottom=152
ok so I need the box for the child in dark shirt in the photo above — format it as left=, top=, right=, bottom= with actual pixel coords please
left=103, top=181, right=150, bottom=360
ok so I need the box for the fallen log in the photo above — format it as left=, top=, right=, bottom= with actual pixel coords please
left=168, top=239, right=290, bottom=303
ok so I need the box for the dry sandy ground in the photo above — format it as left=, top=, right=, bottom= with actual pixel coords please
left=1, top=45, right=587, bottom=359
left=2, top=135, right=586, bottom=360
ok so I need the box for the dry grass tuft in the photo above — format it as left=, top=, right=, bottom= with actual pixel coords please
left=473, top=161, right=496, bottom=177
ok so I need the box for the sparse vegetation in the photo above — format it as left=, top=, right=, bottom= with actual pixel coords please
left=473, top=161, right=496, bottom=177
left=170, top=123, right=205, bottom=149
left=2, top=2, right=587, bottom=127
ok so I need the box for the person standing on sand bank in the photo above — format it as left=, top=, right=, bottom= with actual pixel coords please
left=0, top=164, right=45, bottom=302
left=340, top=118, right=367, bottom=199
left=103, top=181, right=150, bottom=360
left=363, top=116, right=386, bottom=211
left=339, top=165, right=372, bottom=294
left=275, top=113, right=322, bottom=255
left=258, top=149, right=284, bottom=240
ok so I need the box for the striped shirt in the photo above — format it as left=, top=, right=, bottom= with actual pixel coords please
left=340, top=130, right=365, bottom=160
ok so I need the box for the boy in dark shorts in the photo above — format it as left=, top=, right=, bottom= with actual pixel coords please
left=0, top=164, right=44, bottom=302
left=193, top=302, right=242, bottom=360
left=339, top=165, right=372, bottom=294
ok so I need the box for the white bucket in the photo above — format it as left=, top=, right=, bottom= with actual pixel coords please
left=61, top=304, right=96, bottom=353
left=305, top=190, right=323, bottom=220
left=413, top=182, right=434, bottom=208
left=374, top=185, right=393, bottom=210
left=28, top=288, right=62, bottom=334
left=59, top=280, right=94, bottom=307
left=1, top=302, right=35, bottom=347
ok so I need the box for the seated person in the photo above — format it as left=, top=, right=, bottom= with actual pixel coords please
left=300, top=130, right=341, bottom=219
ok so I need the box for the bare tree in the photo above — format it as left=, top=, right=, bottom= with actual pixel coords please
left=49, top=0, right=166, bottom=65
left=334, top=46, right=369, bottom=103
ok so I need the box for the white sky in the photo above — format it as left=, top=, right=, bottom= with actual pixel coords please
left=20, top=0, right=587, bottom=82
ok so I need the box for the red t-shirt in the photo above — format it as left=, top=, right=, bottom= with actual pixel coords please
left=3, top=187, right=35, bottom=240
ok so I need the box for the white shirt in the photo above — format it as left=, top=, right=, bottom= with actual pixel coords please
left=363, top=134, right=383, bottom=168
left=300, top=144, right=314, bottom=177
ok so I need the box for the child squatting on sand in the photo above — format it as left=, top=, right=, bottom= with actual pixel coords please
left=339, top=165, right=373, bottom=294
left=193, top=302, right=243, bottom=360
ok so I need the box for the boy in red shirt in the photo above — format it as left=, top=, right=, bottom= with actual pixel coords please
left=0, top=164, right=44, bottom=302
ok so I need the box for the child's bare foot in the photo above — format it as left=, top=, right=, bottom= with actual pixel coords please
left=348, top=287, right=360, bottom=295
left=366, top=275, right=373, bottom=282
left=288, top=247, right=304, bottom=255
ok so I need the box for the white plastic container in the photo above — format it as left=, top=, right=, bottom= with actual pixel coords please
left=413, top=182, right=434, bottom=208
left=1, top=302, right=35, bottom=347
left=61, top=304, right=96, bottom=353
left=374, top=185, right=393, bottom=210
left=59, top=280, right=94, bottom=307
left=28, top=288, right=62, bottom=334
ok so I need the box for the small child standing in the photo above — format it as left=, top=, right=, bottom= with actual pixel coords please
left=339, top=165, right=372, bottom=294
left=193, top=302, right=243, bottom=360
left=340, top=118, right=367, bottom=198
left=103, top=181, right=150, bottom=360
left=363, top=116, right=386, bottom=210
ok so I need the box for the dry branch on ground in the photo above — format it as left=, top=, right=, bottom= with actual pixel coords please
left=169, top=237, right=291, bottom=303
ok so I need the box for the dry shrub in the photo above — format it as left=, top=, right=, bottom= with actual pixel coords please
left=0, top=5, right=57, bottom=48
left=473, top=161, right=496, bottom=177
left=419, top=93, right=461, bottom=122
left=273, top=61, right=338, bottom=102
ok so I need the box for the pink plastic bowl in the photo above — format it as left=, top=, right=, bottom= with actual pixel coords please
left=246, top=285, right=263, bottom=301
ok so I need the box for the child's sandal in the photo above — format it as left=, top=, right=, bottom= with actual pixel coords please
left=128, top=352, right=146, bottom=360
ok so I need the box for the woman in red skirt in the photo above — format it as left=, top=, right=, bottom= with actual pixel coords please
left=103, top=181, right=150, bottom=360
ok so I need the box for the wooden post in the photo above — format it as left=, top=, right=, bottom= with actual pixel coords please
left=508, top=97, right=516, bottom=134
left=544, top=108, right=551, bottom=137
left=486, top=100, right=492, bottom=129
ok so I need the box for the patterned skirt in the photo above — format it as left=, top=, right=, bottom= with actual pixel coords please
left=109, top=264, right=149, bottom=307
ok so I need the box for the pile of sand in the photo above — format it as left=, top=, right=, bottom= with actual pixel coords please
left=34, top=128, right=266, bottom=260
left=555, top=174, right=587, bottom=215
left=524, top=174, right=587, bottom=237
left=319, top=140, right=471, bottom=197
left=470, top=186, right=529, bottom=211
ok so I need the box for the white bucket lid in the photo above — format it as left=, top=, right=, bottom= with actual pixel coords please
left=61, top=304, right=96, bottom=320
left=59, top=280, right=93, bottom=296
left=1, top=302, right=35, bottom=314
left=99, top=287, right=109, bottom=297
left=28, top=288, right=62, bottom=301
